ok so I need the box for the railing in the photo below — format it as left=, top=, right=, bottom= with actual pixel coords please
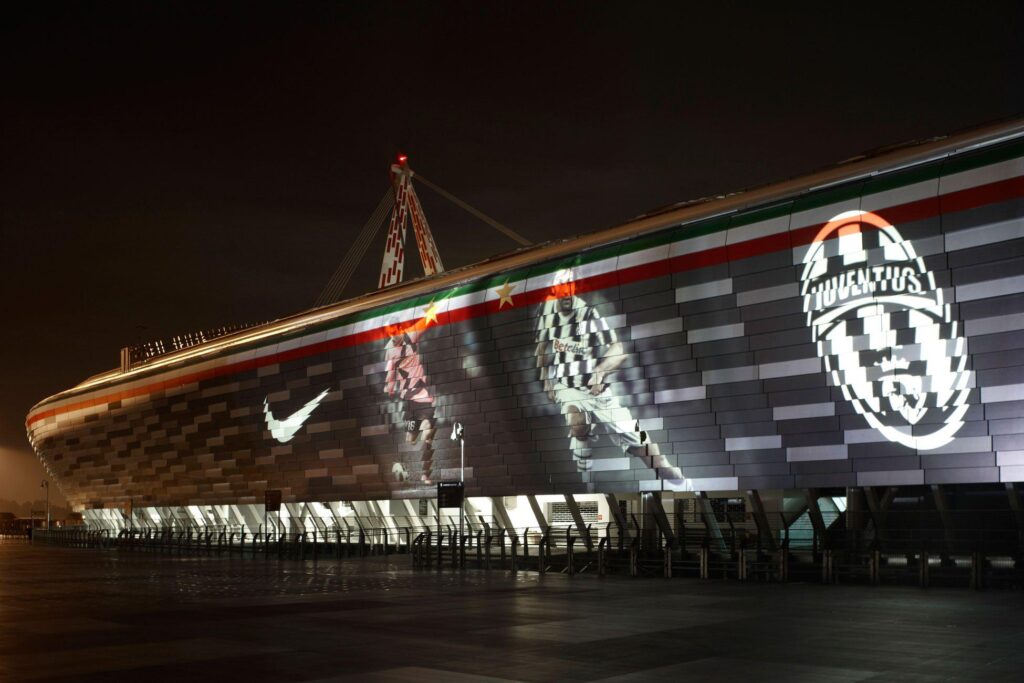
left=30, top=510, right=1024, bottom=589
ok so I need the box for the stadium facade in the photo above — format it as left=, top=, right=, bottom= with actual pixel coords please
left=25, top=118, right=1024, bottom=537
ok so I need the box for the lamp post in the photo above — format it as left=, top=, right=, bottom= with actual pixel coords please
left=451, top=422, right=465, bottom=548
left=40, top=480, right=50, bottom=531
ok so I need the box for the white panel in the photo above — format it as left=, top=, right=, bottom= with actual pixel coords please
left=1000, top=466, right=1024, bottom=482
left=676, top=278, right=733, bottom=303
left=686, top=476, right=739, bottom=492
left=726, top=435, right=781, bottom=451
left=981, top=383, right=1024, bottom=403
left=654, top=386, right=706, bottom=403
left=688, top=323, right=745, bottom=344
left=997, top=451, right=1024, bottom=467
left=591, top=457, right=631, bottom=472
left=758, top=357, right=820, bottom=380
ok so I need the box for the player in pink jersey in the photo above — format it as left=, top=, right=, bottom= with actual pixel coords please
left=384, top=320, right=438, bottom=485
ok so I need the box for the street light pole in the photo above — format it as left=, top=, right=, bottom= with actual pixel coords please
left=450, top=422, right=466, bottom=558
left=40, top=480, right=49, bottom=531
left=460, top=430, right=465, bottom=546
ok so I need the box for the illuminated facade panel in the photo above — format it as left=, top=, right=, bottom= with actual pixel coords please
left=26, top=125, right=1024, bottom=511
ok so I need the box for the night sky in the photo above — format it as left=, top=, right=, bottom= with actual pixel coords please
left=2, top=3, right=1021, bottom=505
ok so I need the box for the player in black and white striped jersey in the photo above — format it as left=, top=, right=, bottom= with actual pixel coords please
left=535, top=268, right=686, bottom=485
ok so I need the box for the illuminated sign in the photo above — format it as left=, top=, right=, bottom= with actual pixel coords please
left=263, top=389, right=330, bottom=443
left=800, top=210, right=972, bottom=450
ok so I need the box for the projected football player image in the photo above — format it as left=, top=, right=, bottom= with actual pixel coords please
left=535, top=268, right=686, bottom=484
left=383, top=318, right=439, bottom=485
left=801, top=210, right=972, bottom=450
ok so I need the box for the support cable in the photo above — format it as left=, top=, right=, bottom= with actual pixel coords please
left=315, top=189, right=394, bottom=307
left=413, top=173, right=531, bottom=247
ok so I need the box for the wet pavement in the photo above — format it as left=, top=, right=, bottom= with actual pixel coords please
left=2, top=539, right=1024, bottom=682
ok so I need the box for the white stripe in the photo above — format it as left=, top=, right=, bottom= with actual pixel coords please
left=676, top=278, right=732, bottom=303
left=939, top=157, right=1024, bottom=194
left=726, top=215, right=789, bottom=245
left=860, top=178, right=938, bottom=212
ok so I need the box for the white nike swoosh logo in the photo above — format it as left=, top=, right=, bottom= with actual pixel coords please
left=263, top=389, right=330, bottom=443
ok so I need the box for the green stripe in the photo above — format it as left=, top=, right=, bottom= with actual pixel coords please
left=42, top=135, right=1024, bottom=408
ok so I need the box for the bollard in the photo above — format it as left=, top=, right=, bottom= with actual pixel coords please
left=970, top=551, right=984, bottom=590
left=699, top=545, right=709, bottom=579
left=629, top=540, right=639, bottom=577
left=510, top=535, right=519, bottom=573
left=523, top=529, right=530, bottom=570
left=664, top=545, right=673, bottom=579
left=920, top=550, right=930, bottom=588
left=597, top=537, right=607, bottom=577
left=870, top=550, right=881, bottom=585
left=821, top=549, right=834, bottom=584
left=566, top=535, right=575, bottom=576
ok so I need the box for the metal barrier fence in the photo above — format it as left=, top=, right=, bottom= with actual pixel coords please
left=31, top=509, right=1024, bottom=589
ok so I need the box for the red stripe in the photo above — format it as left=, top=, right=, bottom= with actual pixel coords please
left=27, top=173, right=1024, bottom=427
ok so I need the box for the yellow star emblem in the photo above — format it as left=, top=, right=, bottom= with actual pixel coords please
left=495, top=281, right=516, bottom=309
left=423, top=302, right=441, bottom=326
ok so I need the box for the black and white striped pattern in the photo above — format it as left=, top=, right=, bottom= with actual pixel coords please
left=537, top=299, right=616, bottom=390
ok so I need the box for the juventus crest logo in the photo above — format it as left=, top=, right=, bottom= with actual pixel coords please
left=800, top=210, right=972, bottom=450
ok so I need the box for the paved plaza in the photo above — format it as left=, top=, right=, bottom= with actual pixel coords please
left=1, top=539, right=1023, bottom=682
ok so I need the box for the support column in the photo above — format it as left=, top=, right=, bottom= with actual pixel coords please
left=804, top=489, right=828, bottom=538
left=1007, top=483, right=1024, bottom=533
left=642, top=492, right=675, bottom=548
left=603, top=494, right=632, bottom=541
left=401, top=499, right=426, bottom=530
left=526, top=495, right=549, bottom=534
left=490, top=497, right=515, bottom=533
left=564, top=494, right=594, bottom=550
left=697, top=493, right=726, bottom=552
left=745, top=490, right=777, bottom=551
left=931, top=485, right=955, bottom=554
left=864, top=487, right=896, bottom=545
